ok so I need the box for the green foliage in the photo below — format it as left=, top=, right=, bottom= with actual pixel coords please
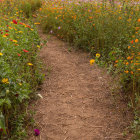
left=0, top=0, right=44, bottom=139
left=19, top=0, right=42, bottom=18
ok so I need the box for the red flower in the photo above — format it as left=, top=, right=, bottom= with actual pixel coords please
left=19, top=22, right=23, bottom=25
left=5, top=34, right=9, bottom=36
left=5, top=30, right=9, bottom=32
left=7, top=25, right=9, bottom=27
left=1, top=32, right=3, bottom=34
left=130, top=40, right=134, bottom=44
left=17, top=53, right=21, bottom=56
left=13, top=20, right=17, bottom=24
left=26, top=25, right=31, bottom=28
left=23, top=49, right=29, bottom=53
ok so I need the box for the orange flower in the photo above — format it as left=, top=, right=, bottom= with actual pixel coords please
left=126, top=62, right=129, bottom=65
left=135, top=27, right=139, bottom=31
left=127, top=56, right=131, bottom=60
left=131, top=71, right=133, bottom=74
left=135, top=39, right=138, bottom=43
left=124, top=70, right=129, bottom=73
left=128, top=46, right=131, bottom=49
left=138, top=19, right=140, bottom=22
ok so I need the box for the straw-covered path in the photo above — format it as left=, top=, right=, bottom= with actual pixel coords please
left=29, top=29, right=132, bottom=140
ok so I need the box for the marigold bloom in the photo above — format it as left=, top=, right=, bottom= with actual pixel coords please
left=90, top=59, right=95, bottom=65
left=127, top=56, right=131, bottom=60
left=131, top=71, right=133, bottom=74
left=124, top=71, right=129, bottom=73
left=2, top=78, right=9, bottom=84
left=128, top=46, right=131, bottom=49
left=135, top=39, right=138, bottom=43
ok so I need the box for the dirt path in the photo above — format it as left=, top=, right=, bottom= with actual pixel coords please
left=29, top=30, right=132, bottom=140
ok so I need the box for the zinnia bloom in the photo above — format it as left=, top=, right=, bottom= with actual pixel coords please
left=90, top=59, right=95, bottom=65
left=34, top=129, right=40, bottom=136
left=130, top=40, right=134, bottom=44
left=23, top=49, right=29, bottom=53
left=13, top=20, right=17, bottom=24
left=34, top=23, right=40, bottom=25
left=27, top=63, right=33, bottom=66
left=96, top=53, right=100, bottom=58
left=1, top=78, right=9, bottom=84
left=17, top=53, right=21, bottom=56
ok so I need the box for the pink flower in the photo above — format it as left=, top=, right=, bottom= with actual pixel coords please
left=34, top=129, right=40, bottom=136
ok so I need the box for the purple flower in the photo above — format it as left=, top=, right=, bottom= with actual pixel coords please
left=34, top=129, right=40, bottom=136
left=58, top=26, right=61, bottom=30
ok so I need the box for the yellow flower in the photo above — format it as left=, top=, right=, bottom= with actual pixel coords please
left=34, top=23, right=40, bottom=25
left=135, top=39, right=138, bottom=43
left=27, top=63, right=33, bottom=66
left=37, top=45, right=40, bottom=49
left=12, top=40, right=18, bottom=43
left=2, top=78, right=9, bottom=84
left=90, top=59, right=95, bottom=65
left=0, top=52, right=3, bottom=56
left=19, top=83, right=22, bottom=86
left=8, top=27, right=12, bottom=30
left=3, top=35, right=7, bottom=38
left=96, top=53, right=100, bottom=58
left=18, top=31, right=23, bottom=33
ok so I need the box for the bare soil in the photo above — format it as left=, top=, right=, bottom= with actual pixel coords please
left=28, top=29, right=132, bottom=140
